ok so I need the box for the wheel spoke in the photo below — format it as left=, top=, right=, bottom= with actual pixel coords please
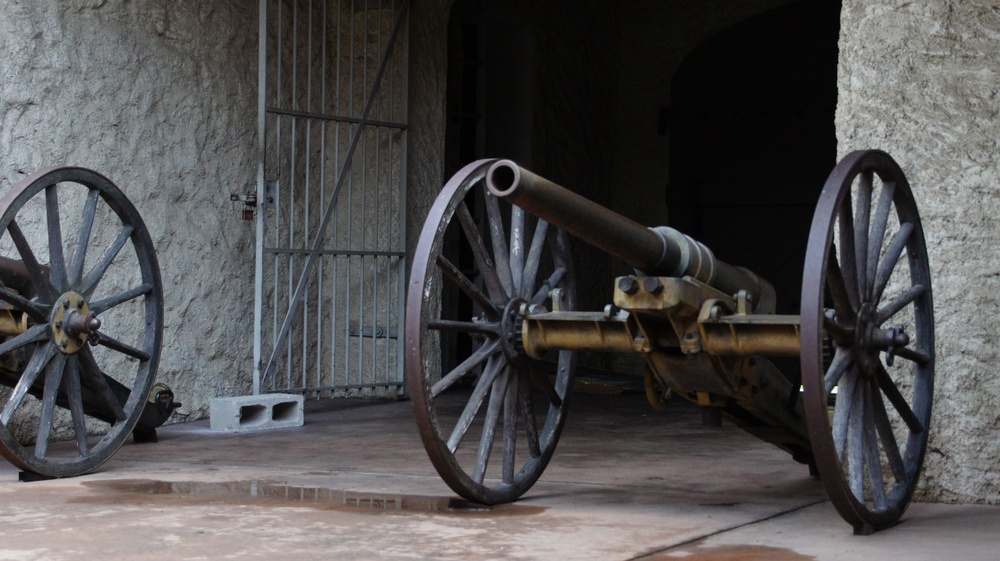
left=447, top=355, right=503, bottom=453
left=0, top=285, right=48, bottom=322
left=518, top=369, right=542, bottom=458
left=502, top=369, right=518, bottom=484
left=34, top=353, right=68, bottom=459
left=68, top=189, right=100, bottom=287
left=871, top=380, right=907, bottom=482
left=436, top=255, right=499, bottom=321
left=430, top=340, right=499, bottom=398
left=509, top=207, right=526, bottom=296
left=894, top=346, right=929, bottom=366
left=866, top=180, right=896, bottom=297
left=530, top=267, right=567, bottom=306
left=7, top=220, right=56, bottom=302
left=95, top=332, right=151, bottom=362
left=837, top=197, right=861, bottom=307
left=63, top=357, right=90, bottom=457
left=45, top=185, right=67, bottom=291
left=847, top=377, right=865, bottom=501
left=1, top=343, right=56, bottom=425
left=471, top=366, right=509, bottom=484
left=80, top=224, right=134, bottom=298
left=484, top=191, right=514, bottom=297
left=871, top=222, right=914, bottom=305
left=89, top=283, right=153, bottom=314
left=0, top=324, right=50, bottom=356
left=877, top=284, right=925, bottom=325
left=521, top=219, right=549, bottom=299
left=853, top=170, right=872, bottom=297
left=824, top=347, right=854, bottom=394
left=862, top=380, right=888, bottom=510
left=455, top=202, right=506, bottom=302
left=875, top=364, right=922, bottom=433
left=832, top=366, right=857, bottom=461
left=77, top=348, right=127, bottom=422
left=826, top=250, right=858, bottom=322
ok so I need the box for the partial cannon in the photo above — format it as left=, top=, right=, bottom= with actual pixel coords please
left=406, top=150, right=934, bottom=534
left=0, top=167, right=172, bottom=478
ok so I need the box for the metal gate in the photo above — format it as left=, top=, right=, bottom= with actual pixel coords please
left=253, top=0, right=409, bottom=397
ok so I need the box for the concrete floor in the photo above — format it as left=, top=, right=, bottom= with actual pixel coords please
left=0, top=393, right=994, bottom=560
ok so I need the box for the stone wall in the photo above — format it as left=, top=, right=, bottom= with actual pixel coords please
left=838, top=0, right=1000, bottom=503
left=0, top=1, right=259, bottom=422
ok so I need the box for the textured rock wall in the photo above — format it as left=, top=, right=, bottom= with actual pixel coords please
left=0, top=1, right=258, bottom=422
left=838, top=1, right=1000, bottom=503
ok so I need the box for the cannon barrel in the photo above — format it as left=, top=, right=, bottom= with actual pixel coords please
left=485, top=160, right=775, bottom=310
left=0, top=255, right=39, bottom=298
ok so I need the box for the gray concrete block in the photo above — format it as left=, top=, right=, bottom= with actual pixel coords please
left=209, top=394, right=304, bottom=433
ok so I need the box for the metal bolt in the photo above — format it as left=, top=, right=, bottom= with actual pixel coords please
left=77, top=300, right=84, bottom=309
left=642, top=277, right=664, bottom=295
left=617, top=277, right=639, bottom=295
left=63, top=300, right=70, bottom=310
left=55, top=321, right=63, bottom=329
left=60, top=341, right=69, bottom=349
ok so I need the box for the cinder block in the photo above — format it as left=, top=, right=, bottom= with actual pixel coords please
left=210, top=394, right=304, bottom=433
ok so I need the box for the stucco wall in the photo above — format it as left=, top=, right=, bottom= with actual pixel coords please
left=838, top=1, right=1000, bottom=503
left=0, top=1, right=258, bottom=422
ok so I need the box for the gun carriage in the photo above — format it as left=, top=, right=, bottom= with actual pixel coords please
left=406, top=150, right=934, bottom=534
left=0, top=167, right=169, bottom=478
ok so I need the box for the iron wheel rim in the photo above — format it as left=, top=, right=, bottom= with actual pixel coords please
left=801, top=150, right=934, bottom=531
left=406, top=159, right=577, bottom=504
left=0, top=167, right=163, bottom=477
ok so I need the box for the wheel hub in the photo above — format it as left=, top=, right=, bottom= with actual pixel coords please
left=50, top=292, right=101, bottom=354
left=854, top=302, right=909, bottom=374
left=498, top=297, right=527, bottom=362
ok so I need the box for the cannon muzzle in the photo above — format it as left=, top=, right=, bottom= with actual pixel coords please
left=485, top=160, right=775, bottom=311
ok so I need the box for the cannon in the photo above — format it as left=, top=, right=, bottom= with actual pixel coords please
left=0, top=167, right=168, bottom=478
left=406, top=150, right=933, bottom=534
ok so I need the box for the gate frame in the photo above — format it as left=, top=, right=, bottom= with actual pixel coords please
left=252, top=0, right=410, bottom=397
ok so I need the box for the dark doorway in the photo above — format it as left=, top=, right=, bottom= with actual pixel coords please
left=668, top=0, right=841, bottom=315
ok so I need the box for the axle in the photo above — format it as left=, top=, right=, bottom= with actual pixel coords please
left=485, top=160, right=775, bottom=312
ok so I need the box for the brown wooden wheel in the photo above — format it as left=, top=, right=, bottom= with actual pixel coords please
left=0, top=167, right=163, bottom=477
left=801, top=150, right=934, bottom=533
left=406, top=160, right=577, bottom=504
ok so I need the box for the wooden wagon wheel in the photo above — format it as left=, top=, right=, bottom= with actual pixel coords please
left=0, top=167, right=163, bottom=477
left=801, top=150, right=934, bottom=533
left=406, top=159, right=577, bottom=504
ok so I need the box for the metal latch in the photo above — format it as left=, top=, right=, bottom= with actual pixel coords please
left=231, top=180, right=278, bottom=221
left=231, top=191, right=257, bottom=220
